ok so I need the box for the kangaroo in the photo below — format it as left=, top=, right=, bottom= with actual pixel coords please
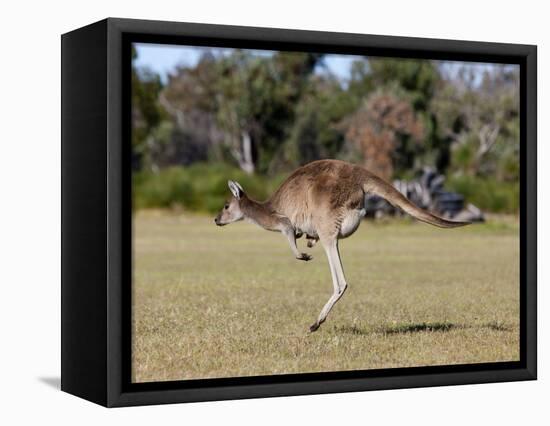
left=214, top=159, right=469, bottom=332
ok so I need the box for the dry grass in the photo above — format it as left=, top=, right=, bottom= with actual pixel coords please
left=132, top=211, right=519, bottom=383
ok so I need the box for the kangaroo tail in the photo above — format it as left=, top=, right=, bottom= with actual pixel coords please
left=363, top=175, right=470, bottom=229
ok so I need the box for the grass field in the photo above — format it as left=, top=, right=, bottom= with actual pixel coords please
left=132, top=211, right=520, bottom=383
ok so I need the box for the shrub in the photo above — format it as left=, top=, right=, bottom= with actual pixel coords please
left=134, top=165, right=519, bottom=215
left=133, top=167, right=196, bottom=209
left=445, top=174, right=519, bottom=214
left=133, top=164, right=287, bottom=213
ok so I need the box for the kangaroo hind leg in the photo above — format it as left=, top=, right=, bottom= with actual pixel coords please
left=310, top=238, right=348, bottom=332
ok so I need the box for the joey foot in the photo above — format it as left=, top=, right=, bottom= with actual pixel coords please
left=296, top=253, right=313, bottom=261
left=307, top=238, right=318, bottom=248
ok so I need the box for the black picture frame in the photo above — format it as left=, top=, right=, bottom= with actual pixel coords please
left=61, top=17, right=537, bottom=407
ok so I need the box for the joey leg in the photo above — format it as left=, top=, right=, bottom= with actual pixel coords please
left=283, top=228, right=312, bottom=261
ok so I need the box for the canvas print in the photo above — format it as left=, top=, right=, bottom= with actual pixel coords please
left=131, top=43, right=520, bottom=383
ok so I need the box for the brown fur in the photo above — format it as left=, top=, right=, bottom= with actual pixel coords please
left=215, top=160, right=469, bottom=332
left=266, top=159, right=468, bottom=233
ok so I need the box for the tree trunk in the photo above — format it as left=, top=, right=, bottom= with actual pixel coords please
left=231, top=131, right=255, bottom=174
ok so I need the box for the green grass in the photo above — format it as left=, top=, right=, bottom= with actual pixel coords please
left=132, top=212, right=520, bottom=383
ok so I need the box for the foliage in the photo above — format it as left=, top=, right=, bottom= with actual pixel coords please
left=157, top=51, right=321, bottom=174
left=277, top=76, right=352, bottom=170
left=131, top=47, right=166, bottom=169
left=432, top=66, right=520, bottom=181
left=133, top=164, right=287, bottom=213
left=446, top=175, right=519, bottom=213
left=131, top=48, right=520, bottom=213
left=343, top=87, right=424, bottom=180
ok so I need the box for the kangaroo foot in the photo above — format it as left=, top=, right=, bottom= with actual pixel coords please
left=309, top=322, right=321, bottom=332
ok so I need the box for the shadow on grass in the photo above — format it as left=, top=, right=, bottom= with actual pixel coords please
left=381, top=322, right=457, bottom=334
left=335, top=321, right=514, bottom=336
left=483, top=321, right=513, bottom=332
left=334, top=322, right=458, bottom=336
left=333, top=325, right=371, bottom=336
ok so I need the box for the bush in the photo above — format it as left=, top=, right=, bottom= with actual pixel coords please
left=134, top=165, right=519, bottom=215
left=133, top=164, right=287, bottom=213
left=445, top=174, right=519, bottom=214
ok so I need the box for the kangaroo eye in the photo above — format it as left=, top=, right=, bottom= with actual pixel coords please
left=224, top=204, right=229, bottom=209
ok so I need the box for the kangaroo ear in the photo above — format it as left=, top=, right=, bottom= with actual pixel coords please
left=228, top=180, right=244, bottom=200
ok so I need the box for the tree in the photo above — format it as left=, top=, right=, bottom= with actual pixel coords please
left=158, top=50, right=322, bottom=174
left=341, top=58, right=444, bottom=178
left=431, top=65, right=520, bottom=180
left=215, top=51, right=322, bottom=173
left=131, top=46, right=165, bottom=170
left=343, top=89, right=424, bottom=180
left=157, top=53, right=225, bottom=168
left=273, top=74, right=354, bottom=171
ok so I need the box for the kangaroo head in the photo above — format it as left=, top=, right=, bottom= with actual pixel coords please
left=214, top=180, right=245, bottom=226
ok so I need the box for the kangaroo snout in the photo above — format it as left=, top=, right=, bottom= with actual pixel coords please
left=214, top=215, right=227, bottom=226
